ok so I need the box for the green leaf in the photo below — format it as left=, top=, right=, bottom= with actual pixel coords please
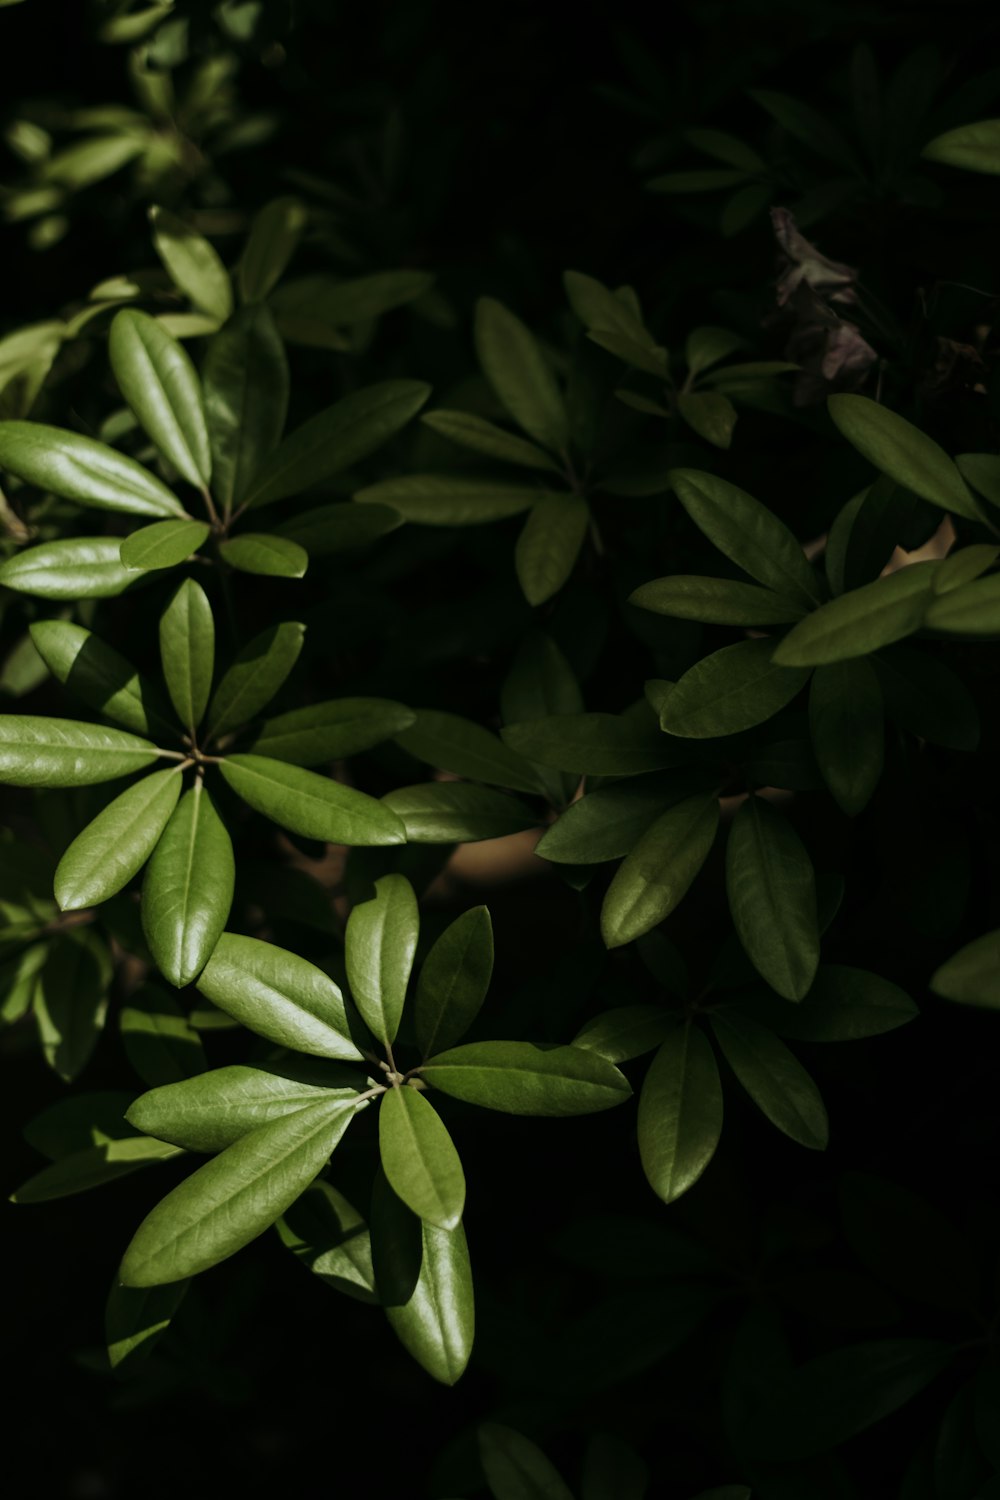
left=159, top=577, right=214, bottom=734
left=726, top=796, right=819, bottom=1000
left=238, top=195, right=307, bottom=303
left=108, top=310, right=212, bottom=489
left=127, top=1062, right=363, bottom=1152
left=249, top=697, right=415, bottom=766
left=710, top=1011, right=828, bottom=1148
left=28, top=620, right=172, bottom=735
left=197, top=933, right=365, bottom=1060
left=662, top=639, right=811, bottom=738
left=106, top=1278, right=189, bottom=1376
left=924, top=572, right=1000, bottom=635
left=474, top=297, right=568, bottom=454
left=933, top=543, right=1000, bottom=593
left=922, top=119, right=1000, bottom=174
left=563, top=270, right=655, bottom=346
left=573, top=1005, right=675, bottom=1063
left=744, top=965, right=918, bottom=1041
left=218, top=533, right=308, bottom=579
left=354, top=473, right=539, bottom=525
left=120, top=519, right=210, bottom=572
left=345, top=873, right=418, bottom=1047
left=931, top=931, right=1000, bottom=1008
left=872, top=644, right=979, bottom=751
left=120, top=982, right=208, bottom=1087
left=637, top=1024, right=723, bottom=1203
left=956, top=452, right=1000, bottom=506
left=370, top=1172, right=474, bottom=1385
left=478, top=1423, right=574, bottom=1500
left=270, top=270, right=435, bottom=331
left=0, top=716, right=159, bottom=787
left=243, top=382, right=431, bottom=509
left=677, top=391, right=738, bottom=449
left=0, top=941, right=48, bottom=1024
left=11, top=1137, right=183, bottom=1203
left=381, top=782, right=537, bottom=842
left=204, top=621, right=304, bottom=741
left=631, top=575, right=807, bottom=626
left=421, top=1040, right=631, bottom=1116
left=274, top=501, right=402, bottom=555
left=397, top=709, right=542, bottom=794
left=33, top=929, right=110, bottom=1081
left=773, top=564, right=939, bottom=666
left=150, top=205, right=234, bottom=323
left=827, top=396, right=980, bottom=520
left=684, top=325, right=748, bottom=375
left=0, top=420, right=184, bottom=517
left=420, top=409, right=562, bottom=472
left=750, top=88, right=860, bottom=168
left=379, top=1084, right=466, bottom=1229
left=588, top=327, right=669, bottom=378
left=220, top=753, right=405, bottom=845
left=276, top=1180, right=377, bottom=1303
left=54, top=766, right=181, bottom=911
left=203, top=304, right=289, bottom=514
left=536, top=773, right=713, bottom=865
left=0, top=537, right=139, bottom=598
left=142, top=782, right=234, bottom=987
left=501, top=629, right=582, bottom=806
left=671, top=468, right=821, bottom=606
left=23, top=1090, right=135, bottom=1159
left=809, top=659, right=883, bottom=815
left=601, top=793, right=719, bottom=948
left=415, top=905, right=494, bottom=1056
left=515, top=492, right=590, bottom=605
left=120, top=1097, right=355, bottom=1286
left=503, top=711, right=680, bottom=775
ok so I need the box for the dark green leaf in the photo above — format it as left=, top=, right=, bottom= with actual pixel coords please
left=270, top=270, right=434, bottom=330
left=726, top=796, right=819, bottom=1000
left=345, top=872, right=418, bottom=1047
left=381, top=782, right=537, bottom=842
left=537, top=772, right=713, bottom=864
left=0, top=537, right=139, bottom=597
left=773, top=564, right=940, bottom=666
left=637, top=1024, right=723, bottom=1203
left=589, top=326, right=669, bottom=377
left=11, top=1136, right=183, bottom=1203
left=933, top=544, right=999, bottom=593
left=54, top=766, right=182, bottom=910
left=474, top=297, right=568, bottom=453
left=631, top=574, right=807, bottom=626
left=354, top=473, right=540, bottom=525
left=662, top=639, right=811, bottom=738
left=33, top=929, right=110, bottom=1081
left=397, top=709, right=542, bottom=794
left=580, top=1432, right=650, bottom=1500
left=750, top=88, right=860, bottom=167
left=677, top=391, right=738, bottom=449
left=379, top=1084, right=466, bottom=1229
left=108, top=310, right=211, bottom=489
left=504, top=711, right=680, bottom=775
left=276, top=1180, right=377, bottom=1303
left=218, top=533, right=308, bottom=579
left=142, top=782, right=234, bottom=987
left=573, top=1005, right=675, bottom=1063
left=931, top=931, right=1000, bottom=1008
left=150, top=205, right=233, bottom=322
left=647, top=169, right=751, bottom=192
left=273, top=501, right=402, bottom=555
left=120, top=982, right=208, bottom=1087
left=828, top=396, right=980, bottom=520
left=205, top=621, right=305, bottom=741
left=421, top=409, right=562, bottom=471
left=478, top=1423, right=574, bottom=1500
left=203, top=304, right=289, bottom=513
left=671, top=468, right=821, bottom=606
left=249, top=696, right=415, bottom=765
left=500, top=630, right=582, bottom=806
left=515, top=492, right=589, bottom=605
left=159, top=577, right=214, bottom=734
left=744, top=965, right=918, bottom=1041
left=415, top=905, right=494, bottom=1057
left=106, top=1278, right=189, bottom=1376
left=924, top=572, right=1000, bottom=635
left=219, top=753, right=405, bottom=845
left=120, top=519, right=210, bottom=572
left=0, top=420, right=184, bottom=518
left=238, top=196, right=307, bottom=303
left=23, top=1090, right=134, bottom=1160
left=710, top=1011, right=828, bottom=1148
left=809, top=659, right=883, bottom=815
left=956, top=452, right=1000, bottom=506
left=0, top=715, right=159, bottom=787
left=601, top=793, right=719, bottom=948
left=422, top=1040, right=631, bottom=1116
left=685, top=325, right=748, bottom=375
left=28, top=619, right=172, bottom=736
left=872, top=645, right=979, bottom=751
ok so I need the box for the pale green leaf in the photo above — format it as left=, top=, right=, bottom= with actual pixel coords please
left=150, top=205, right=234, bottom=322
left=379, top=1084, right=466, bottom=1229
left=120, top=519, right=210, bottom=572
left=0, top=420, right=184, bottom=517
left=0, top=715, right=159, bottom=787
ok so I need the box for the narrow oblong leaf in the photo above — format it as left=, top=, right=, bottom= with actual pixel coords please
left=726, top=796, right=819, bottom=1000
left=119, top=983, right=208, bottom=1087
left=828, top=395, right=980, bottom=520
left=249, top=696, right=415, bottom=766
left=745, top=965, right=918, bottom=1042
left=503, top=712, right=680, bottom=776
left=0, top=537, right=139, bottom=598
left=478, top=1423, right=575, bottom=1500
left=573, top=1005, right=675, bottom=1064
left=379, top=1084, right=466, bottom=1229
left=150, top=205, right=234, bottom=323
left=238, top=195, right=307, bottom=303
left=142, top=781, right=234, bottom=987
left=274, top=501, right=402, bottom=555
left=218, top=533, right=308, bottom=578
left=809, top=659, right=884, bottom=815
left=354, top=473, right=540, bottom=525
left=159, top=577, right=214, bottom=734
left=54, top=767, right=182, bottom=911
left=515, top=492, right=589, bottom=605
left=415, top=905, right=494, bottom=1057
left=710, top=1011, right=828, bottom=1149
left=108, top=310, right=211, bottom=488
left=106, top=1278, right=189, bottom=1375
left=536, top=773, right=711, bottom=865
left=0, top=421, right=184, bottom=518
left=120, top=1097, right=355, bottom=1286
left=637, top=1025, right=723, bottom=1203
left=275, top=1180, right=377, bottom=1303
left=601, top=793, right=719, bottom=948
left=205, top=621, right=305, bottom=741
left=345, top=873, right=418, bottom=1047
left=219, top=754, right=405, bottom=845
left=931, top=931, right=1000, bottom=1009
left=474, top=296, right=569, bottom=453
left=630, top=575, right=807, bottom=626
left=120, top=519, right=210, bottom=572
left=381, top=782, right=537, bottom=842
left=922, top=119, right=1000, bottom=175
left=28, top=619, right=172, bottom=736
left=10, top=1136, right=183, bottom=1203
left=270, top=269, right=434, bottom=331
left=33, top=929, right=109, bottom=1081
left=0, top=716, right=159, bottom=787
left=661, top=639, right=811, bottom=738
left=677, top=390, right=737, bottom=449
left=197, top=933, right=365, bottom=1060
left=924, top=573, right=1000, bottom=636
left=396, top=709, right=542, bottom=794
left=421, top=409, right=562, bottom=471
left=203, top=304, right=289, bottom=514
left=421, top=1040, right=631, bottom=1116
left=773, top=564, right=939, bottom=666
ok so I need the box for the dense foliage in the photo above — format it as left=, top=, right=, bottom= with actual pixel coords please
left=4, top=2, right=1000, bottom=1496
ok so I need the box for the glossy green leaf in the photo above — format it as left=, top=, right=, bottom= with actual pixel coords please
left=515, top=492, right=589, bottom=605
left=922, top=119, right=1000, bottom=174
left=120, top=519, right=210, bottom=572
left=661, top=639, right=810, bottom=739
left=28, top=619, right=172, bottom=736
left=421, top=1040, right=631, bottom=1116
left=108, top=310, right=211, bottom=488
left=809, top=659, right=883, bottom=815
left=931, top=931, right=1000, bottom=1008
left=274, top=500, right=402, bottom=555
left=159, top=577, right=214, bottom=734
left=774, top=563, right=939, bottom=666
left=243, top=381, right=431, bottom=508
left=220, top=753, right=405, bottom=845
left=677, top=390, right=737, bottom=449
left=0, top=537, right=139, bottom=598
left=478, top=1423, right=574, bottom=1500
left=379, top=1084, right=465, bottom=1229
left=33, top=929, right=110, bottom=1081
left=601, top=793, right=719, bottom=948
left=120, top=982, right=207, bottom=1087
left=743, top=965, right=918, bottom=1041
left=536, top=772, right=712, bottom=864
left=249, top=696, right=415, bottom=766
left=726, top=796, right=819, bottom=1000
left=710, top=1011, right=828, bottom=1148
left=370, top=1171, right=474, bottom=1385
left=345, top=873, right=418, bottom=1047
left=381, top=782, right=537, bottom=842
left=637, top=1024, right=723, bottom=1204
left=142, top=781, right=234, bottom=987
left=275, top=1180, right=377, bottom=1303
left=10, top=1136, right=183, bottom=1203
left=197, top=933, right=365, bottom=1060
left=120, top=1096, right=355, bottom=1286
left=203, top=304, right=289, bottom=514
left=354, top=473, right=540, bottom=525
left=150, top=205, right=233, bottom=323
left=503, top=711, right=680, bottom=775
left=238, top=195, right=307, bottom=303
left=204, top=621, right=304, bottom=741
left=828, top=395, right=980, bottom=519
left=218, top=533, right=308, bottom=578
left=631, top=575, right=807, bottom=626
left=106, top=1278, right=189, bottom=1375
left=573, top=1005, right=675, bottom=1064
left=397, top=709, right=542, bottom=794
left=127, top=1062, right=363, bottom=1152
left=670, top=468, right=821, bottom=606
left=0, top=420, right=184, bottom=517
left=421, top=409, right=562, bottom=471
left=474, top=296, right=568, bottom=453
left=54, top=766, right=181, bottom=911
left=415, top=905, right=494, bottom=1057
left=0, top=716, right=159, bottom=787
